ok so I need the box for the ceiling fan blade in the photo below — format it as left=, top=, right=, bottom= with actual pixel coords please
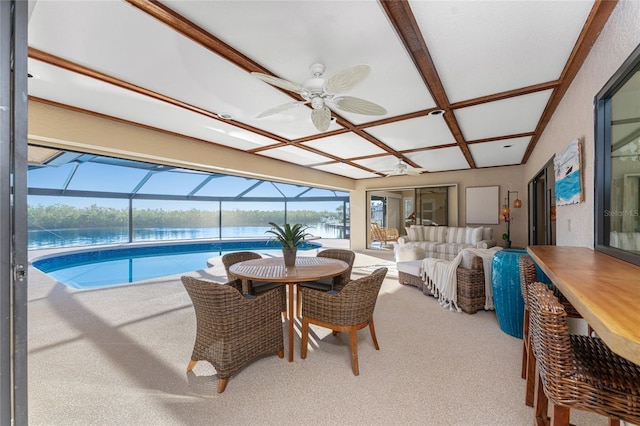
left=256, top=101, right=307, bottom=118
left=311, top=106, right=331, bottom=132
left=325, top=64, right=370, bottom=93
left=251, top=72, right=307, bottom=95
left=334, top=96, right=387, bottom=115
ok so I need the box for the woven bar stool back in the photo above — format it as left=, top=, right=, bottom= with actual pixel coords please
left=528, top=282, right=640, bottom=426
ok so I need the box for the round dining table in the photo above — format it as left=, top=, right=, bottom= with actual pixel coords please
left=229, top=256, right=349, bottom=362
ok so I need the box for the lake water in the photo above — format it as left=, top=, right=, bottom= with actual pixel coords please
left=28, top=223, right=348, bottom=250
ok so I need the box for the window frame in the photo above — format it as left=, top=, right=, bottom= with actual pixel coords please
left=594, top=43, right=640, bottom=267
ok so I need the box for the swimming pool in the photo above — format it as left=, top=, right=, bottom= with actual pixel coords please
left=31, top=239, right=322, bottom=289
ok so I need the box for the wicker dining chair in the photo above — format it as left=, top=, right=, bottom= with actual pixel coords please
left=518, top=255, right=592, bottom=407
left=296, top=249, right=356, bottom=317
left=300, top=267, right=388, bottom=376
left=222, top=251, right=281, bottom=295
left=528, top=282, right=640, bottom=426
left=181, top=276, right=285, bottom=393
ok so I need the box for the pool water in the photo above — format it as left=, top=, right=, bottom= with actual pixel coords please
left=32, top=240, right=321, bottom=289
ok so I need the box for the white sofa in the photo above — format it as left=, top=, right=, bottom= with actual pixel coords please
left=396, top=225, right=496, bottom=261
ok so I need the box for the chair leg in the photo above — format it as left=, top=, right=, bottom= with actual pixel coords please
left=525, top=334, right=536, bottom=407
left=521, top=309, right=529, bottom=379
left=550, top=404, right=569, bottom=426
left=368, top=318, right=380, bottom=350
left=349, top=329, right=359, bottom=376
left=187, top=359, right=197, bottom=372
left=217, top=378, right=228, bottom=393
left=277, top=348, right=284, bottom=358
left=534, top=367, right=549, bottom=426
left=608, top=418, right=621, bottom=426
left=301, top=318, right=309, bottom=359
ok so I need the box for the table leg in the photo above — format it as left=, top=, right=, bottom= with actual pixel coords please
left=287, top=282, right=296, bottom=362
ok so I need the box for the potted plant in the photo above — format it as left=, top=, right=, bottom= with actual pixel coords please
left=502, top=232, right=511, bottom=249
left=265, top=222, right=312, bottom=266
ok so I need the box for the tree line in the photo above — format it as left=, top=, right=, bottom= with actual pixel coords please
left=28, top=204, right=339, bottom=230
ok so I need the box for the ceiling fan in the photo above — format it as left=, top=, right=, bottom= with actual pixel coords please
left=382, top=159, right=426, bottom=176
left=252, top=63, right=387, bottom=132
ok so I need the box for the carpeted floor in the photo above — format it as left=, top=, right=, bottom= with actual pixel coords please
left=27, top=245, right=604, bottom=425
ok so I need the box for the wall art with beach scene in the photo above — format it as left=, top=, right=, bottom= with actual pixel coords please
left=554, top=139, right=583, bottom=206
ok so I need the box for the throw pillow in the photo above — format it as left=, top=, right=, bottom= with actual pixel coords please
left=410, top=225, right=424, bottom=241
left=446, top=227, right=466, bottom=244
left=465, top=227, right=483, bottom=245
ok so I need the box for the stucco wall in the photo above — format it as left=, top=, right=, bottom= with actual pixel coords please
left=524, top=0, right=640, bottom=248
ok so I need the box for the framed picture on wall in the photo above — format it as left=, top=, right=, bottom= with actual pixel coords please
left=466, top=186, right=499, bottom=224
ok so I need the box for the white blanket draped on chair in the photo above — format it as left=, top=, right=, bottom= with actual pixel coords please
left=421, top=252, right=463, bottom=312
left=421, top=248, right=500, bottom=313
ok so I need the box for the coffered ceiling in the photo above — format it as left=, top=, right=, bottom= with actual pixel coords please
left=26, top=0, right=616, bottom=180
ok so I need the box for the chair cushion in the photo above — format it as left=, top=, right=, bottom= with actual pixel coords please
left=253, top=281, right=282, bottom=294
left=299, top=278, right=333, bottom=291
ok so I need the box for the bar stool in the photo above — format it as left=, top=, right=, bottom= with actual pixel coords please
left=518, top=256, right=591, bottom=407
left=528, top=282, right=640, bottom=426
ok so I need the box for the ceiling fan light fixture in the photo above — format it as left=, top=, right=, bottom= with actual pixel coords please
left=253, top=63, right=386, bottom=132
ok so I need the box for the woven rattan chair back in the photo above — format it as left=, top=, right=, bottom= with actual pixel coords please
left=527, top=282, right=640, bottom=425
left=317, top=249, right=356, bottom=291
left=181, top=276, right=284, bottom=393
left=300, top=267, right=388, bottom=376
left=519, top=256, right=537, bottom=309
left=222, top=251, right=262, bottom=281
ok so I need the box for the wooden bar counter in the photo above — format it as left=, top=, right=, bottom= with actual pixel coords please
left=527, top=245, right=640, bottom=365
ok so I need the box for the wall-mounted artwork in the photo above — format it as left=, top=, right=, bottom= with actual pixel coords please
left=466, top=186, right=499, bottom=224
left=554, top=139, right=583, bottom=206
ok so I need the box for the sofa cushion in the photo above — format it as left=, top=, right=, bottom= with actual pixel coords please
left=436, top=242, right=473, bottom=255
left=481, top=227, right=493, bottom=241
left=416, top=241, right=443, bottom=252
left=465, top=227, right=483, bottom=245
left=446, top=227, right=466, bottom=244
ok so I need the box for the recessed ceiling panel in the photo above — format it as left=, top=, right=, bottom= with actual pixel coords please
left=302, top=133, right=386, bottom=159
left=28, top=1, right=292, bottom=128
left=366, top=115, right=456, bottom=151
left=353, top=155, right=401, bottom=174
left=454, top=90, right=553, bottom=141
left=28, top=60, right=280, bottom=151
left=470, top=137, right=531, bottom=168
left=312, top=163, right=379, bottom=179
left=258, top=145, right=334, bottom=166
left=406, top=147, right=470, bottom=172
left=165, top=0, right=436, bottom=120
left=410, top=0, right=594, bottom=102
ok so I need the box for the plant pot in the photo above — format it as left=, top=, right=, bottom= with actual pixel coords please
left=282, top=247, right=297, bottom=266
left=504, top=240, right=511, bottom=248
